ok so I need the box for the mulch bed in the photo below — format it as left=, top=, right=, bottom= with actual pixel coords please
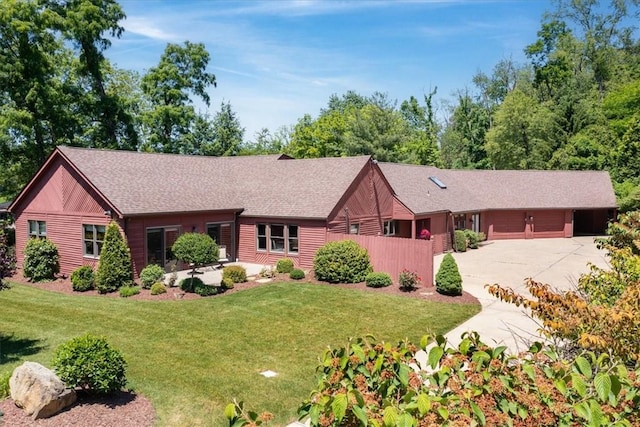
left=0, top=269, right=478, bottom=426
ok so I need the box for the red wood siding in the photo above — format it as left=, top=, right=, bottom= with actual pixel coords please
left=392, top=198, right=414, bottom=220
left=487, top=210, right=527, bottom=239
left=327, top=233, right=434, bottom=287
left=327, top=164, right=395, bottom=235
left=531, top=209, right=572, bottom=238
left=126, top=212, right=236, bottom=277
left=486, top=209, right=571, bottom=240
left=237, top=218, right=327, bottom=268
left=416, top=213, right=449, bottom=254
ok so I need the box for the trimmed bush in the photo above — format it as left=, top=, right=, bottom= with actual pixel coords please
left=463, top=229, right=479, bottom=249
left=180, top=277, right=204, bottom=293
left=194, top=282, right=218, bottom=297
left=150, top=282, right=167, bottom=295
left=0, top=230, right=16, bottom=289
left=436, top=253, right=463, bottom=296
left=22, top=238, right=59, bottom=282
left=51, top=334, right=127, bottom=395
left=95, top=222, right=133, bottom=293
left=221, top=277, right=235, bottom=290
left=140, top=264, right=165, bottom=289
left=172, top=233, right=218, bottom=281
left=454, top=229, right=467, bottom=252
left=365, top=272, right=392, bottom=288
left=276, top=258, right=294, bottom=274
left=222, top=265, right=247, bottom=283
left=289, top=268, right=305, bottom=280
left=313, top=240, right=372, bottom=283
left=119, top=285, right=140, bottom=298
left=70, top=265, right=94, bottom=292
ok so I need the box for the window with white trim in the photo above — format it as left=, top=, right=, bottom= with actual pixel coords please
left=83, top=224, right=105, bottom=257
left=28, top=220, right=47, bottom=238
left=256, top=224, right=298, bottom=255
left=349, top=223, right=359, bottom=235
left=383, top=220, right=398, bottom=236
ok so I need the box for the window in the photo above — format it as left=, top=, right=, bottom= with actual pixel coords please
left=383, top=220, right=398, bottom=236
left=83, top=224, right=105, bottom=257
left=28, top=220, right=46, bottom=238
left=256, top=224, right=298, bottom=254
left=349, top=223, right=359, bottom=235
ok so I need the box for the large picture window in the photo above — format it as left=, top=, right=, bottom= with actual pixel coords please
left=256, top=224, right=298, bottom=255
left=28, top=220, right=47, bottom=238
left=83, top=224, right=105, bottom=257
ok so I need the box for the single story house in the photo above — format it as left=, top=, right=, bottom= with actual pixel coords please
left=8, top=146, right=617, bottom=282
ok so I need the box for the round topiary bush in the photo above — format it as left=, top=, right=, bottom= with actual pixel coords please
left=365, top=272, right=392, bottom=288
left=222, top=265, right=247, bottom=283
left=435, top=253, right=463, bottom=296
left=180, top=277, right=204, bottom=293
left=51, top=334, right=127, bottom=395
left=171, top=232, right=218, bottom=281
left=139, top=264, right=165, bottom=289
left=276, top=258, right=294, bottom=274
left=70, top=265, right=94, bottom=292
left=289, top=268, right=305, bottom=280
left=313, top=240, right=372, bottom=283
left=150, top=282, right=167, bottom=295
left=23, top=238, right=60, bottom=282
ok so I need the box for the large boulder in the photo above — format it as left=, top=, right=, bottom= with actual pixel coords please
left=9, top=361, right=77, bottom=419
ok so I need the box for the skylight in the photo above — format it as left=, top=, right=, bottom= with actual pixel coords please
left=429, top=176, right=447, bottom=189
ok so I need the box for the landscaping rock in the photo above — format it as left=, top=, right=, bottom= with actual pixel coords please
left=9, top=361, right=77, bottom=419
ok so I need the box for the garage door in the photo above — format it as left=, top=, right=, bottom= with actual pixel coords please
left=533, top=210, right=566, bottom=238
left=492, top=211, right=526, bottom=239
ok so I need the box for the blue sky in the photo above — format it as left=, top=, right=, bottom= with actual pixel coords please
left=107, top=0, right=553, bottom=140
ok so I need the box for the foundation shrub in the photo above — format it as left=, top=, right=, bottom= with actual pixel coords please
left=180, top=277, right=204, bottom=293
left=223, top=265, right=247, bottom=283
left=52, top=334, right=127, bottom=395
left=0, top=230, right=16, bottom=289
left=435, top=253, right=462, bottom=296
left=119, top=285, right=140, bottom=298
left=276, top=258, right=294, bottom=274
left=150, top=282, right=167, bottom=295
left=313, top=240, right=372, bottom=283
left=221, top=277, right=235, bottom=290
left=22, top=238, right=59, bottom=282
left=194, top=282, right=218, bottom=297
left=139, top=264, right=165, bottom=289
left=95, top=222, right=133, bottom=293
left=70, top=265, right=94, bottom=292
left=289, top=268, right=305, bottom=280
left=365, top=272, right=392, bottom=288
left=463, top=229, right=480, bottom=249
left=453, top=229, right=467, bottom=252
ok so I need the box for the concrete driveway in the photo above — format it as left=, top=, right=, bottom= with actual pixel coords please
left=438, top=236, right=610, bottom=354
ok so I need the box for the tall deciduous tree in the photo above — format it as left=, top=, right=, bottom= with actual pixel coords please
left=141, top=41, right=216, bottom=153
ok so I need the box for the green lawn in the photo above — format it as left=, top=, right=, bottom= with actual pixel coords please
left=0, top=283, right=479, bottom=426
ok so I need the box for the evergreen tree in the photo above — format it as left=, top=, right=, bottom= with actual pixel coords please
left=95, top=221, right=133, bottom=293
left=435, top=253, right=462, bottom=296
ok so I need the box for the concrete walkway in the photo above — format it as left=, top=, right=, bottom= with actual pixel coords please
left=439, top=236, right=610, bottom=354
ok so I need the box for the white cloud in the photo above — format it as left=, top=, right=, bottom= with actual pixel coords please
left=123, top=17, right=179, bottom=41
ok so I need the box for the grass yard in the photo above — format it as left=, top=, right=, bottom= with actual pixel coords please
left=0, top=282, right=479, bottom=426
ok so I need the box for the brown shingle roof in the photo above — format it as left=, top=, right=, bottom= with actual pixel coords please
left=58, top=146, right=371, bottom=218
left=379, top=162, right=617, bottom=215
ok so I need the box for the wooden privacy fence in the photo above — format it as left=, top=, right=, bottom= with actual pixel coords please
left=327, top=233, right=434, bottom=286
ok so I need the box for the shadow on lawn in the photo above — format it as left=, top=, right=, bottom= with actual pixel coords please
left=0, top=333, right=46, bottom=364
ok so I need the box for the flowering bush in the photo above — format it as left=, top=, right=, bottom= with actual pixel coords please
left=399, top=269, right=421, bottom=291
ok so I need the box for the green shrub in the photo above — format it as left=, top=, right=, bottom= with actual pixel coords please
left=119, top=285, right=140, bottom=298
left=194, top=282, right=218, bottom=297
left=289, top=268, right=305, bottom=280
left=222, top=265, right=247, bottom=283
left=70, top=265, right=94, bottom=292
left=365, top=272, right=392, bottom=288
left=463, top=229, right=479, bottom=249
left=276, top=258, right=294, bottom=273
left=399, top=269, right=421, bottom=291
left=0, top=371, right=10, bottom=399
left=139, top=264, right=165, bottom=289
left=95, top=222, right=133, bottom=293
left=313, top=240, right=372, bottom=283
left=180, top=276, right=204, bottom=293
left=22, top=238, right=59, bottom=282
left=477, top=231, right=486, bottom=242
left=0, top=230, right=16, bottom=290
left=436, top=253, right=462, bottom=296
left=454, top=229, right=467, bottom=252
left=150, top=282, right=167, bottom=295
left=51, top=334, right=127, bottom=395
left=221, top=277, right=235, bottom=290
left=172, top=232, right=218, bottom=281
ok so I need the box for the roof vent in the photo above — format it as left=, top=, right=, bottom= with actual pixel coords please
left=429, top=176, right=447, bottom=189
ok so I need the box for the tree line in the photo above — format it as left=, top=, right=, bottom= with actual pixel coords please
left=1, top=0, right=639, bottom=211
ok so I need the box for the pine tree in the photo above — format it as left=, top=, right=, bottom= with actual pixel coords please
left=95, top=221, right=133, bottom=293
left=435, top=253, right=462, bottom=296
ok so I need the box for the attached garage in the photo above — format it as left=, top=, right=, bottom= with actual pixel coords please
left=532, top=210, right=568, bottom=238
left=490, top=210, right=526, bottom=239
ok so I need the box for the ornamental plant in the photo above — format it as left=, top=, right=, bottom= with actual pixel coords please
left=118, top=285, right=140, bottom=298
left=454, top=229, right=467, bottom=252
left=22, top=238, right=59, bottom=282
left=313, top=240, right=372, bottom=283
left=52, top=334, right=127, bottom=395
left=0, top=230, right=16, bottom=289
left=222, top=265, right=247, bottom=283
left=398, top=269, right=421, bottom=291
left=365, top=272, right=392, bottom=288
left=276, top=258, right=294, bottom=273
left=289, top=268, right=305, bottom=280
left=95, top=221, right=133, bottom=293
left=435, top=253, right=462, bottom=295
left=171, top=232, right=218, bottom=281
left=70, top=265, right=94, bottom=292
left=150, top=282, right=167, bottom=295
left=139, top=264, right=165, bottom=289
